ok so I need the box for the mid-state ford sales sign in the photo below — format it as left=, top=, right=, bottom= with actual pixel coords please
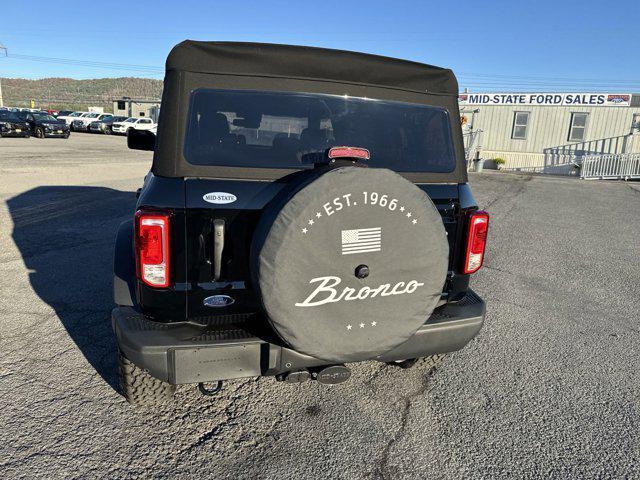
left=458, top=93, right=632, bottom=107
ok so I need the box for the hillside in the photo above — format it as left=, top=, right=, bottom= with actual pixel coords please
left=0, top=77, right=163, bottom=112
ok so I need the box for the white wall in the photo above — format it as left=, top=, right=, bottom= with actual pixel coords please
left=461, top=104, right=640, bottom=174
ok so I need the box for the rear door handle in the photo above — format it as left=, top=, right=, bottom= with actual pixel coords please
left=213, top=219, right=225, bottom=281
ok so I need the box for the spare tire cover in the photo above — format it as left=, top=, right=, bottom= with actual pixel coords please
left=251, top=166, right=448, bottom=363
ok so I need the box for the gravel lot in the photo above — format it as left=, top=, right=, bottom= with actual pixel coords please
left=1, top=134, right=638, bottom=479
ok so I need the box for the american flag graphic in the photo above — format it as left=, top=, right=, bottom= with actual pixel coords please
left=341, top=227, right=382, bottom=255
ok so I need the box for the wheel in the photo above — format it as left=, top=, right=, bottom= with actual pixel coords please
left=35, top=127, right=45, bottom=139
left=386, top=354, right=447, bottom=370
left=63, top=133, right=70, bottom=139
left=118, top=351, right=176, bottom=406
left=104, top=126, right=112, bottom=135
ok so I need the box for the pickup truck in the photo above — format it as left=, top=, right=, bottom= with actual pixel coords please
left=71, top=113, right=112, bottom=132
left=111, top=117, right=156, bottom=135
left=57, top=111, right=86, bottom=126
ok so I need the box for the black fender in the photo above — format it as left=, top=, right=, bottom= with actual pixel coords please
left=113, top=219, right=137, bottom=306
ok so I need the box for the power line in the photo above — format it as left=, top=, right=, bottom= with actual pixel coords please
left=457, top=71, right=640, bottom=83
left=2, top=51, right=637, bottom=91
left=4, top=52, right=164, bottom=74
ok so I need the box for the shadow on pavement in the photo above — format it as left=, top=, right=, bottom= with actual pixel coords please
left=7, top=186, right=137, bottom=392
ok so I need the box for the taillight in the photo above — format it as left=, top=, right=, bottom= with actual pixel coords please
left=135, top=210, right=170, bottom=287
left=463, top=211, right=489, bottom=274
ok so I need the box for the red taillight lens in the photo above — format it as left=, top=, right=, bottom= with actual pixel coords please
left=135, top=210, right=170, bottom=287
left=328, top=146, right=370, bottom=160
left=463, top=211, right=489, bottom=274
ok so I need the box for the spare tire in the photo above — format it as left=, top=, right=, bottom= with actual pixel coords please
left=251, top=166, right=448, bottom=363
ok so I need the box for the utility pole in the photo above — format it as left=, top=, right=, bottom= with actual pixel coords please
left=0, top=44, right=7, bottom=107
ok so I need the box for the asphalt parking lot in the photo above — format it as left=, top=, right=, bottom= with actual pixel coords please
left=1, top=134, right=639, bottom=479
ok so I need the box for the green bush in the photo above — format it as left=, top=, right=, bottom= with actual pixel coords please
left=494, top=158, right=506, bottom=165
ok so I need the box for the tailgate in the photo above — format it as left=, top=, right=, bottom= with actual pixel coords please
left=184, top=178, right=461, bottom=322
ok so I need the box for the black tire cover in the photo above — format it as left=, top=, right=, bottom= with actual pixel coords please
left=251, top=166, right=449, bottom=363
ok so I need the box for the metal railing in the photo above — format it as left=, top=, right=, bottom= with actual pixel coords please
left=580, top=153, right=640, bottom=180
left=462, top=129, right=483, bottom=171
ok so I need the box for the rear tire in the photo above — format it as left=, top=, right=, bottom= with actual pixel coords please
left=387, top=354, right=447, bottom=370
left=35, top=127, right=45, bottom=139
left=118, top=351, right=176, bottom=406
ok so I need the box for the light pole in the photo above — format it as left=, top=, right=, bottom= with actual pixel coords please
left=0, top=44, right=7, bottom=107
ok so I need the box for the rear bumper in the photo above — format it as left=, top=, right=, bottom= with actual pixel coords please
left=113, top=290, right=485, bottom=384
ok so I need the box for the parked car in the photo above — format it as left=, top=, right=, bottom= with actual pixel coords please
left=89, top=115, right=128, bottom=134
left=111, top=117, right=138, bottom=135
left=0, top=110, right=31, bottom=137
left=111, top=117, right=155, bottom=135
left=57, top=111, right=86, bottom=126
left=56, top=110, right=73, bottom=118
left=131, top=118, right=156, bottom=133
left=72, top=112, right=112, bottom=132
left=16, top=111, right=70, bottom=138
left=115, top=41, right=489, bottom=406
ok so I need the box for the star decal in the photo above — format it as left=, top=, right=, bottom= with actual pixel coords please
left=412, top=219, right=417, bottom=225
left=400, top=206, right=405, bottom=212
left=371, top=321, right=377, bottom=327
left=346, top=324, right=352, bottom=330
left=359, top=323, right=365, bottom=328
left=302, top=227, right=308, bottom=234
left=406, top=212, right=412, bottom=218
left=308, top=219, right=314, bottom=225
left=316, top=212, right=322, bottom=218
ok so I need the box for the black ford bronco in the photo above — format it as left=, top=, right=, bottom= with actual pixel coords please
left=113, top=41, right=489, bottom=406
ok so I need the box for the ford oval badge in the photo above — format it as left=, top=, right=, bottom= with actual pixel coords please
left=203, top=295, right=235, bottom=308
left=203, top=192, right=237, bottom=204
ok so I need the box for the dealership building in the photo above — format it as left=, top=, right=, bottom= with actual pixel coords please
left=459, top=92, right=640, bottom=174
left=112, top=98, right=161, bottom=121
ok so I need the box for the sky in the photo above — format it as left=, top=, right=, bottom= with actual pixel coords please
left=0, top=0, right=638, bottom=92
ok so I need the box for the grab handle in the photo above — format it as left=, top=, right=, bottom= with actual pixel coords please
left=213, top=219, right=225, bottom=281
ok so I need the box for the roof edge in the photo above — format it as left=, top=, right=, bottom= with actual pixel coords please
left=165, top=41, right=458, bottom=96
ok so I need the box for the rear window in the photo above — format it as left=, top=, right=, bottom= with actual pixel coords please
left=184, top=89, right=456, bottom=173
left=0, top=112, right=20, bottom=122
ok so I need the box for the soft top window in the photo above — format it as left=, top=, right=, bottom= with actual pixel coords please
left=184, top=89, right=456, bottom=173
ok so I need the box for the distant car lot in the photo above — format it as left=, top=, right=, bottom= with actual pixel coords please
left=1, top=106, right=157, bottom=137
left=0, top=135, right=638, bottom=478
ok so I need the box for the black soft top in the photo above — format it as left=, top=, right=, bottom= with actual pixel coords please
left=166, top=41, right=458, bottom=95
left=153, top=41, right=466, bottom=183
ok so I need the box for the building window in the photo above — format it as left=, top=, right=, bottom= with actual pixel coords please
left=511, top=112, right=529, bottom=139
left=117, top=101, right=126, bottom=110
left=139, top=112, right=145, bottom=117
left=568, top=113, right=588, bottom=142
